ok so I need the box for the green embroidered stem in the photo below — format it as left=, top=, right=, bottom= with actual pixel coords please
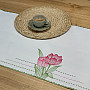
left=41, top=67, right=45, bottom=76
left=45, top=64, right=51, bottom=73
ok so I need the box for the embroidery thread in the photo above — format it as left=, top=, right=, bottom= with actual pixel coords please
left=34, top=49, right=62, bottom=79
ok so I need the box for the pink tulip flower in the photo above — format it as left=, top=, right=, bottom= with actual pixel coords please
left=45, top=53, right=62, bottom=65
left=37, top=57, right=49, bottom=67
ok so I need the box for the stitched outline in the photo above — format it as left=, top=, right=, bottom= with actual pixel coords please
left=0, top=60, right=89, bottom=90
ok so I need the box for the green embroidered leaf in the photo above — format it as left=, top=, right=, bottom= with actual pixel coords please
left=38, top=49, right=44, bottom=57
left=48, top=73, right=53, bottom=78
left=37, top=65, right=43, bottom=73
left=34, top=64, right=41, bottom=77
left=47, top=65, right=62, bottom=73
left=41, top=73, right=48, bottom=79
left=44, top=67, right=46, bottom=73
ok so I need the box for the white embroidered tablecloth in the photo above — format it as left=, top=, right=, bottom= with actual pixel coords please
left=0, top=10, right=90, bottom=90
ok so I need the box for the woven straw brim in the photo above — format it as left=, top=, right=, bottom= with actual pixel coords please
left=14, top=6, right=71, bottom=40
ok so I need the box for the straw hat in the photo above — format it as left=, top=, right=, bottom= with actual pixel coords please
left=14, top=6, right=71, bottom=39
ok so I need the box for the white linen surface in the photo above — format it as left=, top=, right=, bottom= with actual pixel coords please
left=0, top=10, right=90, bottom=90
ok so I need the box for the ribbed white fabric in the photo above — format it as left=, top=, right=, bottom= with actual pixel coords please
left=0, top=10, right=90, bottom=90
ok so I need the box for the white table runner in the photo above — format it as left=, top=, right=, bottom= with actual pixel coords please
left=0, top=10, right=90, bottom=90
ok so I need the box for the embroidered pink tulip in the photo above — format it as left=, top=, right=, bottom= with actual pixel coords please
left=45, top=53, right=62, bottom=65
left=37, top=57, right=49, bottom=67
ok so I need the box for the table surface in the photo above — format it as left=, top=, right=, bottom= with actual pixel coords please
left=0, top=0, right=90, bottom=90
